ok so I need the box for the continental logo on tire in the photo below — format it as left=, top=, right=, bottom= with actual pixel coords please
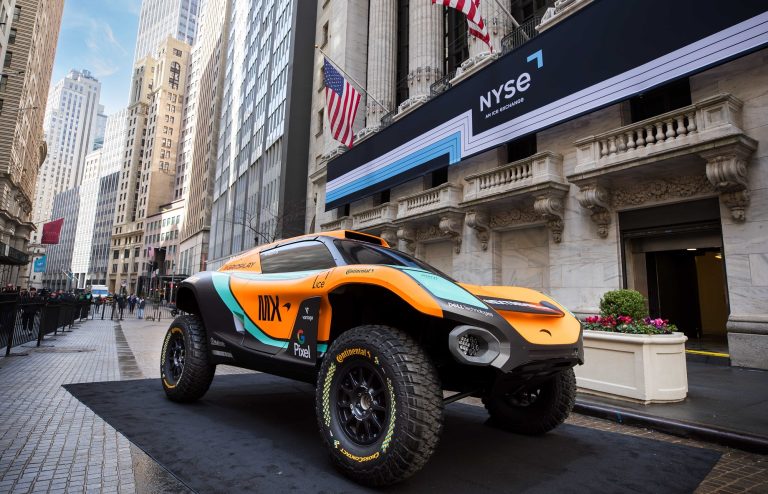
left=340, top=448, right=380, bottom=463
left=336, top=348, right=371, bottom=363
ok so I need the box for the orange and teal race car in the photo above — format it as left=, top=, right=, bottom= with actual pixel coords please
left=162, top=230, right=583, bottom=486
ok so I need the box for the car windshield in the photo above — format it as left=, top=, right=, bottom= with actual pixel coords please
left=333, top=239, right=455, bottom=281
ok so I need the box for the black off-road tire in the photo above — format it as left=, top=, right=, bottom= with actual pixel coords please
left=316, top=325, right=443, bottom=486
left=484, top=368, right=576, bottom=435
left=161, top=315, right=215, bottom=402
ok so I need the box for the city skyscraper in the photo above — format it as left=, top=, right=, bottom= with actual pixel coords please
left=133, top=0, right=199, bottom=64
left=31, top=69, right=102, bottom=233
left=68, top=109, right=129, bottom=289
left=0, top=0, right=64, bottom=287
left=177, top=0, right=231, bottom=276
left=207, top=0, right=317, bottom=269
left=109, top=37, right=191, bottom=294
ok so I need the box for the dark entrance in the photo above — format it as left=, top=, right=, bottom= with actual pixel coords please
left=620, top=199, right=729, bottom=354
left=645, top=248, right=727, bottom=347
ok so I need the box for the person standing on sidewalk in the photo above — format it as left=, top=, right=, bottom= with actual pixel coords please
left=137, top=297, right=146, bottom=319
left=20, top=288, right=39, bottom=335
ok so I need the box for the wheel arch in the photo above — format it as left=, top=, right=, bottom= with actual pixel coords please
left=176, top=285, right=201, bottom=315
left=326, top=283, right=453, bottom=362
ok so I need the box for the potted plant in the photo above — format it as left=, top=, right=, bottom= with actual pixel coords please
left=574, top=289, right=688, bottom=404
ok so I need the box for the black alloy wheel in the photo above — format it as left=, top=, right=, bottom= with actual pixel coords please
left=163, top=330, right=186, bottom=386
left=160, top=315, right=215, bottom=402
left=484, top=368, right=576, bottom=435
left=334, top=360, right=389, bottom=445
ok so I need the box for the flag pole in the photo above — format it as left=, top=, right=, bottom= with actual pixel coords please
left=316, top=45, right=390, bottom=114
left=490, top=0, right=521, bottom=28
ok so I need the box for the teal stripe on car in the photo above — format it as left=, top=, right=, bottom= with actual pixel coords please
left=211, top=272, right=328, bottom=353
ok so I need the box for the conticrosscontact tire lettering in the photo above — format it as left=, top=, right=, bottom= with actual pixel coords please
left=315, top=325, right=443, bottom=486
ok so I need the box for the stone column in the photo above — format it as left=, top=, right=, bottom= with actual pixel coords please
left=365, top=0, right=397, bottom=128
left=468, top=0, right=511, bottom=58
left=401, top=1, right=443, bottom=110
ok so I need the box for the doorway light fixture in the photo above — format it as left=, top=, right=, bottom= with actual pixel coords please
left=686, top=248, right=697, bottom=251
left=715, top=254, right=722, bottom=259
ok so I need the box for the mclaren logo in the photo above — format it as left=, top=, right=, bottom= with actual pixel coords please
left=539, top=329, right=552, bottom=337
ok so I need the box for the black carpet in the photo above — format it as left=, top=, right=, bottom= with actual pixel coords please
left=64, top=373, right=721, bottom=493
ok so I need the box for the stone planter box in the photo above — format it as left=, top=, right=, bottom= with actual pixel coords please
left=575, top=330, right=688, bottom=404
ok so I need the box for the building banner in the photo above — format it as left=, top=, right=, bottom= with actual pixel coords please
left=41, top=218, right=65, bottom=244
left=325, top=0, right=768, bottom=209
left=33, top=255, right=47, bottom=273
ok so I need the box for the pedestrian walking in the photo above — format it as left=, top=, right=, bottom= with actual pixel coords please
left=137, top=297, right=146, bottom=319
left=129, top=294, right=136, bottom=314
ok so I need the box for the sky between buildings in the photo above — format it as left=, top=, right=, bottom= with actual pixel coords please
left=51, top=0, right=140, bottom=115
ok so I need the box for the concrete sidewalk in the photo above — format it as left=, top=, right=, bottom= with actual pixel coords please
left=575, top=360, right=768, bottom=454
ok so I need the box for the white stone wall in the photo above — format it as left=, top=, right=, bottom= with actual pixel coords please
left=689, top=49, right=768, bottom=367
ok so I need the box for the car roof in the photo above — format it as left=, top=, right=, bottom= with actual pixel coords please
left=218, top=230, right=389, bottom=273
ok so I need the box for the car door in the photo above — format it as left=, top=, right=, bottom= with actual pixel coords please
left=235, top=241, right=337, bottom=359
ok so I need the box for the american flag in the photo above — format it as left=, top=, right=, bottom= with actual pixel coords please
left=323, top=58, right=361, bottom=148
left=433, top=0, right=492, bottom=50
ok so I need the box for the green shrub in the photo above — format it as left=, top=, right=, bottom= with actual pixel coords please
left=599, top=289, right=648, bottom=320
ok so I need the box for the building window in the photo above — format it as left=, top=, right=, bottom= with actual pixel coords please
left=173, top=48, right=182, bottom=57
left=316, top=109, right=324, bottom=136
left=113, top=250, right=119, bottom=259
left=169, top=62, right=181, bottom=90
left=8, top=28, right=16, bottom=45
left=0, top=76, right=6, bottom=91
left=374, top=189, right=390, bottom=206
left=3, top=52, right=12, bottom=69
left=13, top=6, right=20, bottom=21
left=506, top=133, right=537, bottom=163
left=427, top=166, right=448, bottom=188
left=629, top=78, right=691, bottom=124
left=444, top=8, right=468, bottom=76
left=321, top=21, right=329, bottom=47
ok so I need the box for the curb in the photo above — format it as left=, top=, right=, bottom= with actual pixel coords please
left=574, top=400, right=768, bottom=455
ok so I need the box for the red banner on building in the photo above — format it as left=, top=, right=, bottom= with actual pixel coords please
left=41, top=218, right=65, bottom=244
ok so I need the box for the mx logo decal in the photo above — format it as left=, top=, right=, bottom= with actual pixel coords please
left=258, top=295, right=282, bottom=322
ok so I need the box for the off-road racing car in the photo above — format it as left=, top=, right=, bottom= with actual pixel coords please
left=161, top=230, right=583, bottom=486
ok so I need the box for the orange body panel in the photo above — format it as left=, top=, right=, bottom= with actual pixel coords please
left=460, top=284, right=581, bottom=346
left=227, top=265, right=442, bottom=343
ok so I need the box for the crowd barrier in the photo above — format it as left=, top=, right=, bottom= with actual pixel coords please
left=1, top=295, right=183, bottom=356
left=0, top=295, right=92, bottom=357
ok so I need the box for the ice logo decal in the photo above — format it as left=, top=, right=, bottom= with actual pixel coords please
left=297, top=329, right=306, bottom=345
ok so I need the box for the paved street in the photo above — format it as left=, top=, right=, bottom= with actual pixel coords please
left=0, top=317, right=765, bottom=493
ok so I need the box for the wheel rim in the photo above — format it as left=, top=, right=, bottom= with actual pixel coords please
left=333, top=359, right=388, bottom=445
left=164, top=332, right=185, bottom=385
left=505, top=388, right=541, bottom=407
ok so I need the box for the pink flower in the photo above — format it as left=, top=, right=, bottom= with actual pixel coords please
left=618, top=315, right=633, bottom=324
left=585, top=316, right=599, bottom=323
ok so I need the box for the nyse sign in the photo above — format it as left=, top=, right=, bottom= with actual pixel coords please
left=325, top=0, right=768, bottom=209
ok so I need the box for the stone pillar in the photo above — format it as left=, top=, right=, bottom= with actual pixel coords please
left=365, top=0, right=397, bottom=128
left=468, top=0, right=511, bottom=57
left=401, top=1, right=443, bottom=111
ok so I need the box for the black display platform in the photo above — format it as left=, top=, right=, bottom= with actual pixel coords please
left=65, top=373, right=721, bottom=493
